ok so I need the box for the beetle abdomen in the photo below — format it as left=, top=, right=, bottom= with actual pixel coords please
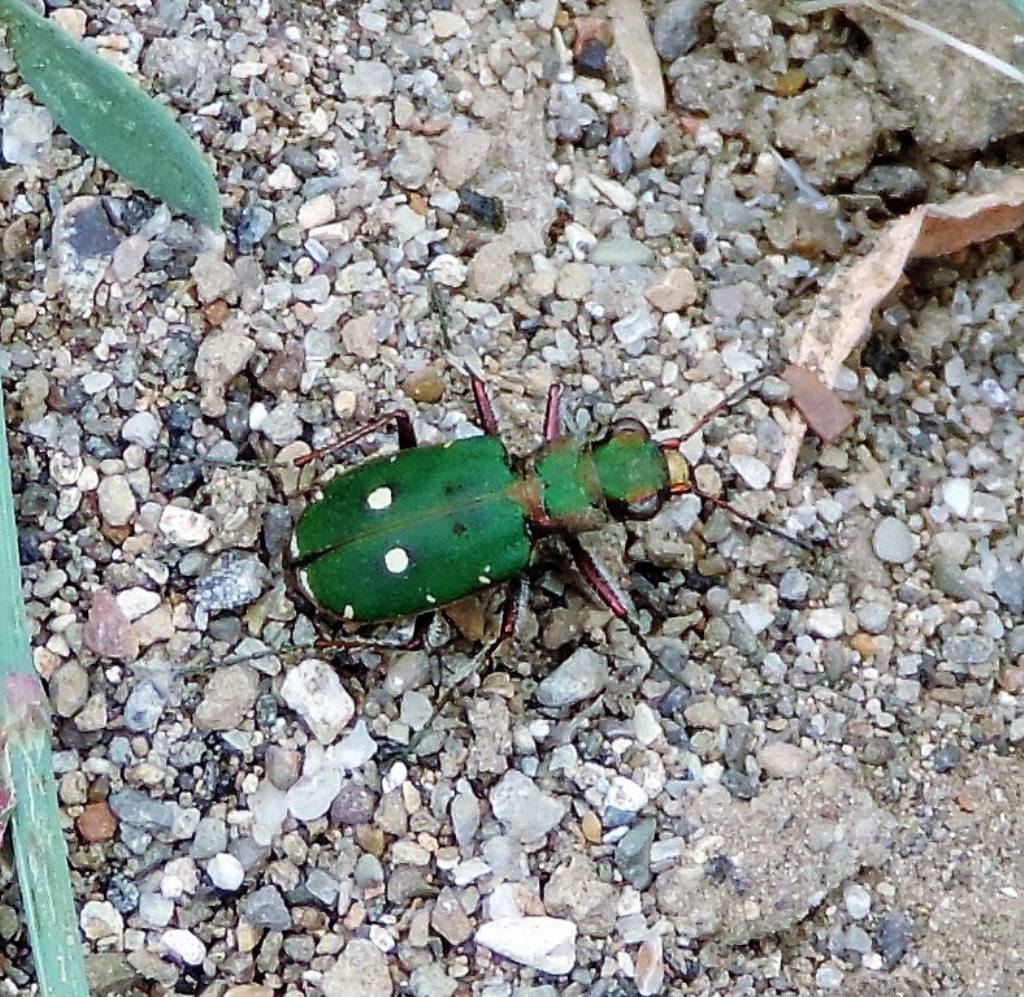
left=290, top=435, right=532, bottom=622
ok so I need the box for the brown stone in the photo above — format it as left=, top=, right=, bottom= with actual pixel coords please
left=77, top=801, right=118, bottom=843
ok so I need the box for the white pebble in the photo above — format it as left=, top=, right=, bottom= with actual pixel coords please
left=941, top=478, right=972, bottom=518
left=162, top=928, right=206, bottom=966
left=844, top=882, right=872, bottom=920
left=730, top=454, right=771, bottom=490
left=475, top=916, right=577, bottom=975
left=207, top=853, right=245, bottom=892
left=159, top=505, right=213, bottom=547
left=807, top=608, right=844, bottom=639
left=281, top=658, right=355, bottom=744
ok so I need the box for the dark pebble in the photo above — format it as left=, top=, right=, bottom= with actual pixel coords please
left=106, top=873, right=140, bottom=914
left=68, top=198, right=120, bottom=257
left=237, top=205, right=274, bottom=253
left=876, top=912, right=913, bottom=969
left=575, top=38, right=607, bottom=79
left=613, top=817, right=656, bottom=890
left=581, top=119, right=608, bottom=149
left=386, top=866, right=436, bottom=904
left=853, top=165, right=927, bottom=207
left=255, top=693, right=279, bottom=728
left=993, top=566, right=1024, bottom=614
left=330, top=781, right=377, bottom=826
left=457, top=188, right=506, bottom=231
left=931, top=743, right=961, bottom=773
left=721, top=768, right=759, bottom=800
left=861, top=737, right=896, bottom=766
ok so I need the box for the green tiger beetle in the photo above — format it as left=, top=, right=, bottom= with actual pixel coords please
left=283, top=361, right=806, bottom=678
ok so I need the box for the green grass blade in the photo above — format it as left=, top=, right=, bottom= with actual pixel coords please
left=0, top=379, right=90, bottom=996
left=0, top=0, right=222, bottom=228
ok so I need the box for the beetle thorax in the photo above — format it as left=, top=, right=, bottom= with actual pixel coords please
left=527, top=421, right=673, bottom=530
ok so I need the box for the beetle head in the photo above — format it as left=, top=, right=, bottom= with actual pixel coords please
left=592, top=418, right=672, bottom=521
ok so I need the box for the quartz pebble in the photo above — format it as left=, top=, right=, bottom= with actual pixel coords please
left=207, top=853, right=245, bottom=892
left=281, top=658, right=355, bottom=743
left=807, top=608, right=844, bottom=639
left=162, top=928, right=206, bottom=965
left=475, top=916, right=577, bottom=975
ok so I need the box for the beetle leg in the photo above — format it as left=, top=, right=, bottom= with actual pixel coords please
left=543, top=383, right=565, bottom=441
left=313, top=613, right=431, bottom=653
left=470, top=373, right=501, bottom=436
left=392, top=578, right=528, bottom=759
left=294, top=410, right=417, bottom=468
left=563, top=534, right=631, bottom=620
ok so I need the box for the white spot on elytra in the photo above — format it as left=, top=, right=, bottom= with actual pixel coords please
left=366, top=486, right=392, bottom=511
left=384, top=547, right=410, bottom=574
left=478, top=575, right=491, bottom=585
left=343, top=604, right=354, bottom=620
left=426, top=594, right=437, bottom=605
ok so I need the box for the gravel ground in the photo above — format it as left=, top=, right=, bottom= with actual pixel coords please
left=2, top=0, right=1024, bottom=994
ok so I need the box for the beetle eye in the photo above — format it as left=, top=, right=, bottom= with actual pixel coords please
left=605, top=417, right=649, bottom=441
left=608, top=492, right=663, bottom=521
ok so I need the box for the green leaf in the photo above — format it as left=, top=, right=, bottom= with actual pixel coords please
left=0, top=0, right=222, bottom=228
left=0, top=377, right=90, bottom=996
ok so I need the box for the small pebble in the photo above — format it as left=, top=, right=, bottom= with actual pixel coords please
left=281, top=658, right=355, bottom=744
left=475, top=917, right=577, bottom=975
left=535, top=648, right=608, bottom=707
left=844, top=883, right=872, bottom=920
left=208, top=853, right=245, bottom=892
left=758, top=742, right=810, bottom=778
left=872, top=517, right=917, bottom=564
left=807, top=608, right=844, bottom=639
left=162, top=928, right=206, bottom=966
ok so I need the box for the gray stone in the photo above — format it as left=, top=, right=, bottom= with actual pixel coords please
left=190, top=816, right=228, bottom=860
left=50, top=662, right=89, bottom=717
left=409, top=964, right=457, bottom=997
left=536, top=648, right=608, bottom=707
left=194, top=664, right=259, bottom=732
left=123, top=681, right=164, bottom=733
left=390, top=135, right=434, bottom=189
left=109, top=790, right=174, bottom=831
left=872, top=517, right=917, bottom=564
left=196, top=552, right=269, bottom=612
left=993, top=565, right=1024, bottom=614
left=239, top=885, right=291, bottom=931
left=779, top=568, right=811, bottom=603
left=122, top=410, right=160, bottom=449
left=653, top=0, right=707, bottom=62
left=489, top=771, right=566, bottom=843
left=98, top=475, right=136, bottom=527
left=322, top=937, right=393, bottom=997
left=615, top=817, right=657, bottom=890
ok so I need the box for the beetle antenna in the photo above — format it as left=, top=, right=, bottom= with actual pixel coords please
left=659, top=362, right=783, bottom=450
left=704, top=495, right=821, bottom=553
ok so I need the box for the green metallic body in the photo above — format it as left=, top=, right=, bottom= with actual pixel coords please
left=290, top=424, right=670, bottom=623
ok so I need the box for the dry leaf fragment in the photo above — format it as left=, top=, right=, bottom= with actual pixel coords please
left=782, top=365, right=855, bottom=443
left=775, top=171, right=1024, bottom=487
